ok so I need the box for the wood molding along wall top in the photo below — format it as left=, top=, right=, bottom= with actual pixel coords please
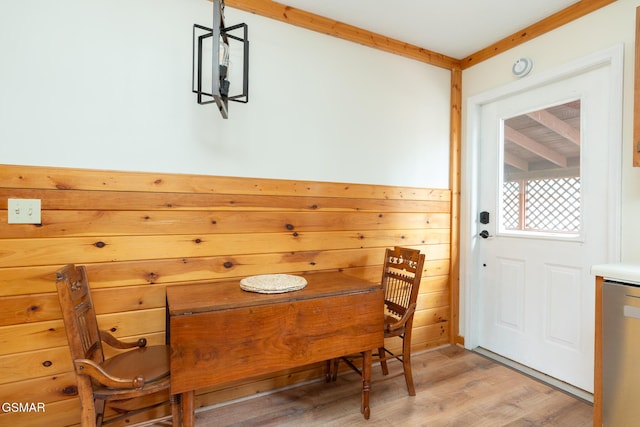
left=460, top=0, right=618, bottom=69
left=224, top=0, right=617, bottom=70
left=634, top=6, right=640, bottom=167
left=224, top=0, right=460, bottom=70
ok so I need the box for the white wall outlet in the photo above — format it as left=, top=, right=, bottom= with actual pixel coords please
left=8, top=198, right=41, bottom=224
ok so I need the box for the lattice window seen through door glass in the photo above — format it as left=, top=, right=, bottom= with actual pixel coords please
left=503, top=177, right=580, bottom=234
left=503, top=180, right=521, bottom=230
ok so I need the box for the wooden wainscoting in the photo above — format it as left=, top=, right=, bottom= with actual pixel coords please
left=0, top=164, right=451, bottom=426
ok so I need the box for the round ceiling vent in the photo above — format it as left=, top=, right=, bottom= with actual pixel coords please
left=512, top=57, right=533, bottom=77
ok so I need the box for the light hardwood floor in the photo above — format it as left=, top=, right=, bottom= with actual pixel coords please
left=191, top=346, right=593, bottom=426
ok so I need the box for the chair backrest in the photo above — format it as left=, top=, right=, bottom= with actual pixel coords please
left=56, top=264, right=105, bottom=365
left=380, top=247, right=425, bottom=320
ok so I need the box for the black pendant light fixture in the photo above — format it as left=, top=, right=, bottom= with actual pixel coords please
left=192, top=0, right=249, bottom=119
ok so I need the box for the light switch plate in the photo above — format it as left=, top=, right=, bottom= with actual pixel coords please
left=8, top=198, right=41, bottom=224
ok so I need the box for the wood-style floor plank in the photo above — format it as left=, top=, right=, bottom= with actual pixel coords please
left=186, top=346, right=593, bottom=426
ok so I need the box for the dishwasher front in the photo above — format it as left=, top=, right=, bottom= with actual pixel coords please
left=602, top=280, right=640, bottom=426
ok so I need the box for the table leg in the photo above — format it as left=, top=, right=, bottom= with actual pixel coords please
left=361, top=350, right=372, bottom=419
left=181, top=390, right=195, bottom=427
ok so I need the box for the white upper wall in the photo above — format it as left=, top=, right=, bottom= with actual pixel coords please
left=462, top=0, right=640, bottom=261
left=0, top=0, right=451, bottom=189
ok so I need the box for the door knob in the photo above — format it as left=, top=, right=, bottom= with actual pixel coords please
left=479, top=230, right=490, bottom=239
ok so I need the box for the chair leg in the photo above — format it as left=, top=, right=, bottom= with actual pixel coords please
left=378, top=346, right=389, bottom=375
left=325, top=360, right=333, bottom=383
left=88, top=398, right=103, bottom=427
left=401, top=339, right=416, bottom=396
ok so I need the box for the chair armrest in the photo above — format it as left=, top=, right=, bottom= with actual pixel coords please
left=100, top=330, right=147, bottom=349
left=386, top=303, right=416, bottom=332
left=75, top=358, right=145, bottom=389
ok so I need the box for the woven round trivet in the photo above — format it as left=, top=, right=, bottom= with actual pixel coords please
left=240, top=274, right=307, bottom=294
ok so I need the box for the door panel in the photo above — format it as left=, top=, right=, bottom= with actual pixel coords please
left=495, top=257, right=525, bottom=332
left=545, top=264, right=581, bottom=349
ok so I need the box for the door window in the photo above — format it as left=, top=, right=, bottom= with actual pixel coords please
left=500, top=100, right=581, bottom=236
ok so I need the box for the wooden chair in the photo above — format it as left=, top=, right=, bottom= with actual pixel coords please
left=330, top=246, right=425, bottom=396
left=55, top=264, right=181, bottom=426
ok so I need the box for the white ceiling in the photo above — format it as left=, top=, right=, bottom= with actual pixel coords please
left=276, top=0, right=581, bottom=59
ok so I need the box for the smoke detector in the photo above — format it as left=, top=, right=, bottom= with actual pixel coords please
left=512, top=57, right=533, bottom=77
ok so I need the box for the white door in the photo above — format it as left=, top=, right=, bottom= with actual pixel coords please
left=467, top=48, right=622, bottom=394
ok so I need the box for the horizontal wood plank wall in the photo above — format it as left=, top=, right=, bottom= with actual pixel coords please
left=0, top=164, right=451, bottom=426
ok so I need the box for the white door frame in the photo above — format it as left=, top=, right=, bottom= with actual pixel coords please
left=462, top=44, right=623, bottom=350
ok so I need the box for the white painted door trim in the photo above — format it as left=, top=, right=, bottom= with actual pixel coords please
left=461, top=44, right=623, bottom=350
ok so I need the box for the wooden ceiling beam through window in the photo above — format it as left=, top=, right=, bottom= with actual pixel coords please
left=527, top=109, right=581, bottom=145
left=504, top=126, right=568, bottom=168
left=504, top=151, right=529, bottom=172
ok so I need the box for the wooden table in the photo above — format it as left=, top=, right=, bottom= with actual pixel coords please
left=166, top=271, right=384, bottom=426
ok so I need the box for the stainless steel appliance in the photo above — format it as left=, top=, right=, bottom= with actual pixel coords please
left=602, top=280, right=640, bottom=425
